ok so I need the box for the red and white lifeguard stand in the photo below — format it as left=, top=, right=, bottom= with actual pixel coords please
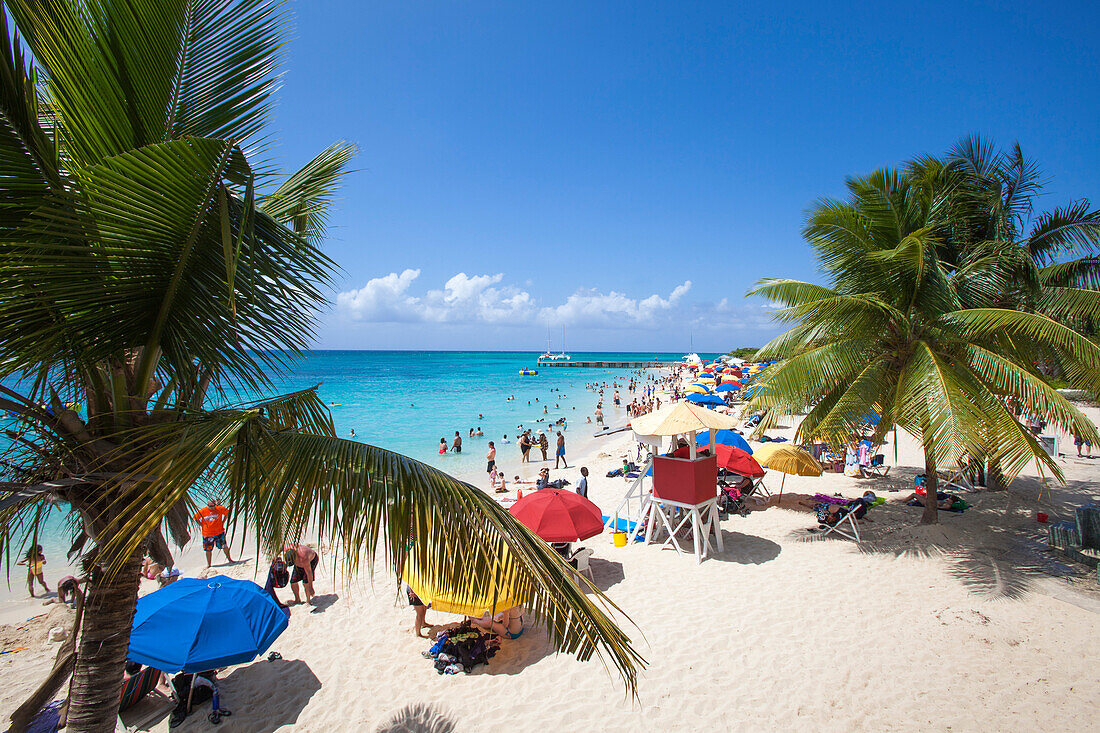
left=607, top=402, right=741, bottom=563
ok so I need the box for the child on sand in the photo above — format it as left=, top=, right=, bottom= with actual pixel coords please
left=18, top=545, right=50, bottom=597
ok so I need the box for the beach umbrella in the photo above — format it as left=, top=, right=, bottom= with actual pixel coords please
left=697, top=372, right=714, bottom=378
left=695, top=377, right=716, bottom=384
left=695, top=429, right=753, bottom=454
left=752, top=443, right=822, bottom=500
left=509, top=489, right=603, bottom=542
left=403, top=547, right=528, bottom=617
left=128, top=575, right=288, bottom=673
left=715, top=384, right=738, bottom=392
left=686, top=393, right=725, bottom=407
left=685, top=384, right=709, bottom=394
left=631, top=401, right=740, bottom=439
left=673, top=444, right=763, bottom=477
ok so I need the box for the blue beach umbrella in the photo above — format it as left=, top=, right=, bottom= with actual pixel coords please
left=686, top=393, right=725, bottom=407
left=715, top=384, right=738, bottom=392
left=695, top=429, right=753, bottom=454
left=697, top=372, right=715, bottom=378
left=128, top=575, right=288, bottom=673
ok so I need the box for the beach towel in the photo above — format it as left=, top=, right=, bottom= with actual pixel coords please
left=119, top=666, right=160, bottom=712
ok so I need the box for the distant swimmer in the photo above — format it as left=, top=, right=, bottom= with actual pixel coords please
left=479, top=414, right=484, bottom=419
left=350, top=429, right=356, bottom=437
left=439, top=437, right=448, bottom=454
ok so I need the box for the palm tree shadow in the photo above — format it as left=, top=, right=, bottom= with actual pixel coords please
left=376, top=703, right=458, bottom=733
left=847, top=484, right=1088, bottom=600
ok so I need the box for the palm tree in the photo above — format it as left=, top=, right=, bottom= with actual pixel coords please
left=907, top=137, right=1100, bottom=486
left=747, top=169, right=1100, bottom=525
left=0, top=2, right=641, bottom=731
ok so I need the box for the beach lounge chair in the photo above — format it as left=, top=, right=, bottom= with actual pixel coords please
left=865, top=454, right=889, bottom=477
left=813, top=494, right=876, bottom=542
left=569, top=547, right=594, bottom=580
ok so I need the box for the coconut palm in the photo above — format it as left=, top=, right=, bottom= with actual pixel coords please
left=906, top=137, right=1100, bottom=486
left=0, top=2, right=641, bottom=731
left=747, top=169, right=1100, bottom=524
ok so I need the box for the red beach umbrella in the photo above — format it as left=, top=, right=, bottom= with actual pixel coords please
left=672, top=444, right=764, bottom=478
left=509, top=489, right=604, bottom=542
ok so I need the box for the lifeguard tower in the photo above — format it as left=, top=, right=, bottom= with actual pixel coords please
left=606, top=402, right=741, bottom=562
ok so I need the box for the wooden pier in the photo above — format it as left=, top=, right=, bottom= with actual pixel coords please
left=536, top=360, right=670, bottom=368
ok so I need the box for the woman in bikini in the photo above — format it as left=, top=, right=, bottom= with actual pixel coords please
left=470, top=605, right=525, bottom=640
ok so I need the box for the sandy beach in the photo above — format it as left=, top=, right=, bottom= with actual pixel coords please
left=2, top=379, right=1099, bottom=732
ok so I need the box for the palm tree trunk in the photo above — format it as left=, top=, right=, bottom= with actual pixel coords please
left=986, top=456, right=1005, bottom=491
left=65, top=547, right=144, bottom=733
left=921, top=446, right=939, bottom=525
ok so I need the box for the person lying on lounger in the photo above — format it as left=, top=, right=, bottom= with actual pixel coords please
left=903, top=491, right=962, bottom=510
left=817, top=491, right=877, bottom=525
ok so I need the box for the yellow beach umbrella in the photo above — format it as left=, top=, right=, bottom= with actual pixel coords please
left=752, top=444, right=822, bottom=500
left=402, top=547, right=528, bottom=616
left=695, top=377, right=716, bottom=384
left=685, top=384, right=709, bottom=394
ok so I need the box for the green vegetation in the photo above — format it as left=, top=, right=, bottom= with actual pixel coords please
left=0, top=2, right=640, bottom=729
left=727, top=347, right=761, bottom=359
left=747, top=140, right=1100, bottom=524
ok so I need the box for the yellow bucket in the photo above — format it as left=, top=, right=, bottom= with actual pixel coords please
left=612, top=531, right=627, bottom=547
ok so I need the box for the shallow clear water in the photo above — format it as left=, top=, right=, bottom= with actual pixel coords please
left=1, top=350, right=710, bottom=600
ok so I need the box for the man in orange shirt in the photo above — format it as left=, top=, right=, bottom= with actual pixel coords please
left=193, top=499, right=233, bottom=567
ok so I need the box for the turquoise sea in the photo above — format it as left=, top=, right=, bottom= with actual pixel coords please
left=2, top=350, right=715, bottom=599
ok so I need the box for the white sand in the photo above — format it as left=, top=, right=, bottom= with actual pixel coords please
left=3, top=380, right=1100, bottom=732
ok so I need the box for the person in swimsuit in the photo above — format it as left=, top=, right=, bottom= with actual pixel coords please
left=554, top=431, right=567, bottom=469
left=519, top=432, right=531, bottom=463
left=17, top=545, right=49, bottom=597
left=486, top=442, right=496, bottom=473
left=281, top=543, right=319, bottom=604
left=470, top=605, right=525, bottom=640
left=439, top=437, right=448, bottom=454
left=406, top=585, right=432, bottom=637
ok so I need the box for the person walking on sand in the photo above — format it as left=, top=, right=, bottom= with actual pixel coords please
left=538, top=431, right=549, bottom=461
left=486, top=441, right=496, bottom=474
left=452, top=431, right=462, bottom=453
left=194, top=499, right=233, bottom=567
left=17, top=545, right=49, bottom=597
left=576, top=466, right=589, bottom=498
left=555, top=431, right=568, bottom=468
left=1072, top=423, right=1093, bottom=457
left=281, top=542, right=319, bottom=604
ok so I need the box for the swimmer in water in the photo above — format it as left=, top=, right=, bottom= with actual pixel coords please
left=350, top=429, right=356, bottom=437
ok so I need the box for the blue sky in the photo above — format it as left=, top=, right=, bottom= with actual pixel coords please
left=270, top=1, right=1100, bottom=352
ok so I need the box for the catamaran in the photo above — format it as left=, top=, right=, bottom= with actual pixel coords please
left=540, top=326, right=570, bottom=361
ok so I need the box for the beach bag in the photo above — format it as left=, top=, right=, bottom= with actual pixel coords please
left=269, top=559, right=289, bottom=588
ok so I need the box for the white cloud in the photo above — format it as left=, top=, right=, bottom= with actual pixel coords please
left=336, top=271, right=701, bottom=329
left=336, top=270, right=534, bottom=325
left=538, top=280, right=692, bottom=327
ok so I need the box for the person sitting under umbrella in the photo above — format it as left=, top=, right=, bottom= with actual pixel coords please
left=470, top=605, right=525, bottom=640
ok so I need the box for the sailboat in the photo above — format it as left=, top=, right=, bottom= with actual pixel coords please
left=540, top=326, right=570, bottom=361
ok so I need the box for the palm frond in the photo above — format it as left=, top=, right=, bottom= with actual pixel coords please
left=94, top=412, right=645, bottom=692
left=259, top=141, right=358, bottom=242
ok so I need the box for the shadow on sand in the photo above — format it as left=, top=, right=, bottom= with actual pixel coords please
left=376, top=702, right=458, bottom=733
left=174, top=659, right=320, bottom=733
left=585, top=557, right=625, bottom=591
left=308, top=593, right=339, bottom=613
left=790, top=475, right=1100, bottom=601
left=713, top=530, right=781, bottom=564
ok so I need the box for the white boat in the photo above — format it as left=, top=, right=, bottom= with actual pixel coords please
left=540, top=326, right=570, bottom=361
left=681, top=352, right=702, bottom=365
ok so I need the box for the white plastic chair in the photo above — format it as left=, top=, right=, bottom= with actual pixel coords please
left=569, top=547, right=595, bottom=580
